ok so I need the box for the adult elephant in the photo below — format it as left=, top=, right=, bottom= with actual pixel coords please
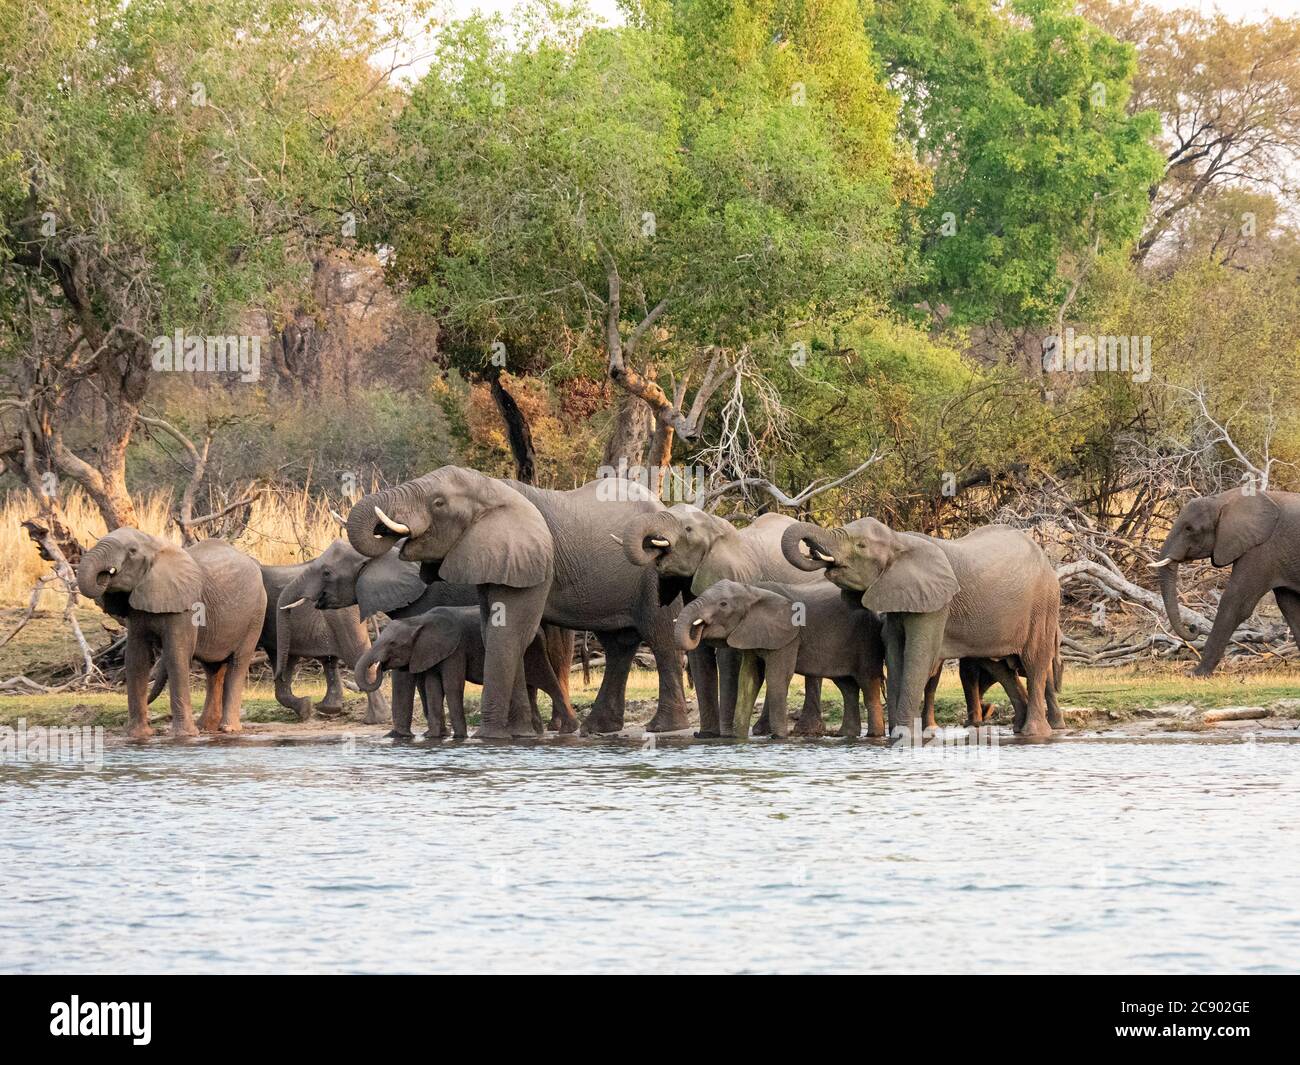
left=783, top=519, right=1061, bottom=738
left=1150, top=488, right=1300, bottom=675
left=77, top=529, right=265, bottom=738
left=346, top=467, right=686, bottom=738
left=621, top=506, right=830, bottom=737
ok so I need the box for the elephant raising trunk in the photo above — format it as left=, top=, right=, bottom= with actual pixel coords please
left=780, top=521, right=839, bottom=573
left=1154, top=557, right=1196, bottom=642
left=621, top=511, right=681, bottom=566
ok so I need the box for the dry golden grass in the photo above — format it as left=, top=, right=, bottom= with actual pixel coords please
left=1, top=486, right=344, bottom=608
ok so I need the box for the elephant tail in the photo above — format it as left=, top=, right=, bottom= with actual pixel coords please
left=147, top=659, right=168, bottom=705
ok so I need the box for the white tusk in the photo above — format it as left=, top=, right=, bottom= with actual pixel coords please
left=691, top=618, right=705, bottom=627
left=280, top=597, right=307, bottom=610
left=609, top=534, right=624, bottom=545
left=649, top=537, right=671, bottom=548
left=107, top=567, right=117, bottom=575
left=329, top=509, right=346, bottom=525
left=374, top=506, right=411, bottom=536
left=1147, top=557, right=1173, bottom=569
left=810, top=547, right=836, bottom=564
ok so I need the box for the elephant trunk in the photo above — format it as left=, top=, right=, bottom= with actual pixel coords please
left=621, top=512, right=681, bottom=566
left=76, top=542, right=119, bottom=599
left=275, top=573, right=313, bottom=679
left=346, top=488, right=412, bottom=558
left=781, top=521, right=837, bottom=572
left=675, top=602, right=707, bottom=651
left=354, top=645, right=386, bottom=692
left=1157, top=560, right=1196, bottom=642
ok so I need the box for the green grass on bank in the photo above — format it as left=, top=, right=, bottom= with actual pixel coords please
left=3, top=665, right=1300, bottom=732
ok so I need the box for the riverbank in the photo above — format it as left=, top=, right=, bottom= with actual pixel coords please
left=4, top=664, right=1300, bottom=738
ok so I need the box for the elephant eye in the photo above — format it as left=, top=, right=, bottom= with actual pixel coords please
left=434, top=497, right=446, bottom=507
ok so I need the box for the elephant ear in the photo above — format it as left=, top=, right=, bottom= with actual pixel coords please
left=130, top=544, right=204, bottom=614
left=439, top=486, right=552, bottom=588
left=410, top=615, right=464, bottom=673
left=1214, top=492, right=1280, bottom=567
left=861, top=534, right=959, bottom=615
left=727, top=590, right=800, bottom=650
left=357, top=553, right=429, bottom=619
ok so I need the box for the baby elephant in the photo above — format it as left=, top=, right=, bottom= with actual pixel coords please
left=676, top=580, right=884, bottom=738
left=354, top=607, right=574, bottom=739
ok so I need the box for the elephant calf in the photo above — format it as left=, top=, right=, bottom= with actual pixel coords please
left=355, top=607, right=577, bottom=739
left=77, top=528, right=266, bottom=738
left=675, top=580, right=885, bottom=739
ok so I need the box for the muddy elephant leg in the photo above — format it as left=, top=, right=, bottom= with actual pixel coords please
left=274, top=655, right=313, bottom=721
left=320, top=659, right=345, bottom=712
left=750, top=657, right=771, bottom=736
left=476, top=584, right=547, bottom=740
left=791, top=676, right=826, bottom=737
left=162, top=632, right=198, bottom=737
left=200, top=661, right=226, bottom=735
left=959, top=659, right=984, bottom=726
left=833, top=677, right=860, bottom=738
left=690, top=645, right=721, bottom=738
left=581, top=630, right=639, bottom=734
left=1194, top=565, right=1270, bottom=676
left=387, top=669, right=417, bottom=738
left=124, top=634, right=155, bottom=740
left=542, top=626, right=577, bottom=732
left=219, top=633, right=258, bottom=734
left=922, top=666, right=940, bottom=732
left=1275, top=588, right=1300, bottom=650
left=981, top=659, right=1027, bottom=728
left=732, top=651, right=764, bottom=739
left=862, top=668, right=885, bottom=738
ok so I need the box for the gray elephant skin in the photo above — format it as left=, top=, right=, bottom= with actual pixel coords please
left=1152, top=488, right=1300, bottom=676
left=676, top=580, right=885, bottom=738
left=622, top=506, right=829, bottom=737
left=77, top=528, right=266, bottom=738
left=276, top=539, right=576, bottom=737
left=355, top=607, right=571, bottom=739
left=346, top=466, right=686, bottom=739
left=783, top=519, right=1061, bottom=738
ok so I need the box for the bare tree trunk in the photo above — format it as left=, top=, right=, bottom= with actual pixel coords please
left=602, top=389, right=652, bottom=470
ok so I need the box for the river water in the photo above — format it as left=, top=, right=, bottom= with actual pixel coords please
left=2, top=731, right=1298, bottom=973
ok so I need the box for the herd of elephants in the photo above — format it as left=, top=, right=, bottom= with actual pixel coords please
left=72, top=465, right=1300, bottom=741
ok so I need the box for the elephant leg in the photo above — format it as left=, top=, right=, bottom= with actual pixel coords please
left=690, top=645, right=721, bottom=737
left=506, top=669, right=538, bottom=737
left=731, top=651, right=764, bottom=739
left=922, top=665, right=940, bottom=732
left=833, top=677, right=860, bottom=738
left=320, top=659, right=345, bottom=711
left=959, top=658, right=984, bottom=726
left=881, top=615, right=906, bottom=732
left=1194, top=565, right=1271, bottom=676
left=440, top=659, right=468, bottom=739
left=124, top=634, right=155, bottom=740
left=219, top=635, right=258, bottom=733
left=525, top=636, right=579, bottom=733
left=162, top=633, right=198, bottom=737
left=476, top=583, right=546, bottom=739
left=716, top=646, right=741, bottom=736
left=200, top=660, right=226, bottom=735
left=1016, top=632, right=1055, bottom=738
left=750, top=658, right=770, bottom=735
left=274, top=655, right=313, bottom=721
left=422, top=670, right=446, bottom=739
left=792, top=676, right=826, bottom=737
left=527, top=686, right=545, bottom=734
left=982, top=659, right=1028, bottom=728
left=1275, top=588, right=1300, bottom=652
left=762, top=647, right=798, bottom=739
left=581, top=630, right=640, bottom=735
left=644, top=621, right=690, bottom=735
left=891, top=613, right=946, bottom=740
left=861, top=666, right=885, bottom=738
left=387, top=669, right=417, bottom=738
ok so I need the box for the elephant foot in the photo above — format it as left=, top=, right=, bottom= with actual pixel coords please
left=198, top=714, right=221, bottom=733
left=218, top=721, right=242, bottom=734
left=834, top=722, right=860, bottom=738
left=386, top=728, right=415, bottom=739
left=645, top=706, right=690, bottom=733
left=1017, top=717, right=1053, bottom=739
left=316, top=704, right=345, bottom=719
left=127, top=725, right=155, bottom=741
left=549, top=713, right=581, bottom=734
left=693, top=729, right=722, bottom=739
left=581, top=708, right=625, bottom=736
left=791, top=714, right=825, bottom=737
left=295, top=700, right=316, bottom=722
left=1191, top=665, right=1216, bottom=678
left=171, top=723, right=199, bottom=738
left=473, top=724, right=514, bottom=740
left=751, top=717, right=771, bottom=737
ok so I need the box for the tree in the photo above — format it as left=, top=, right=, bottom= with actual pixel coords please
left=870, top=0, right=1162, bottom=326
left=375, top=0, right=912, bottom=471
left=1082, top=0, right=1300, bottom=265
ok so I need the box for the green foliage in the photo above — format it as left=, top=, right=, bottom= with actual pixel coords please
left=871, top=0, right=1163, bottom=326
